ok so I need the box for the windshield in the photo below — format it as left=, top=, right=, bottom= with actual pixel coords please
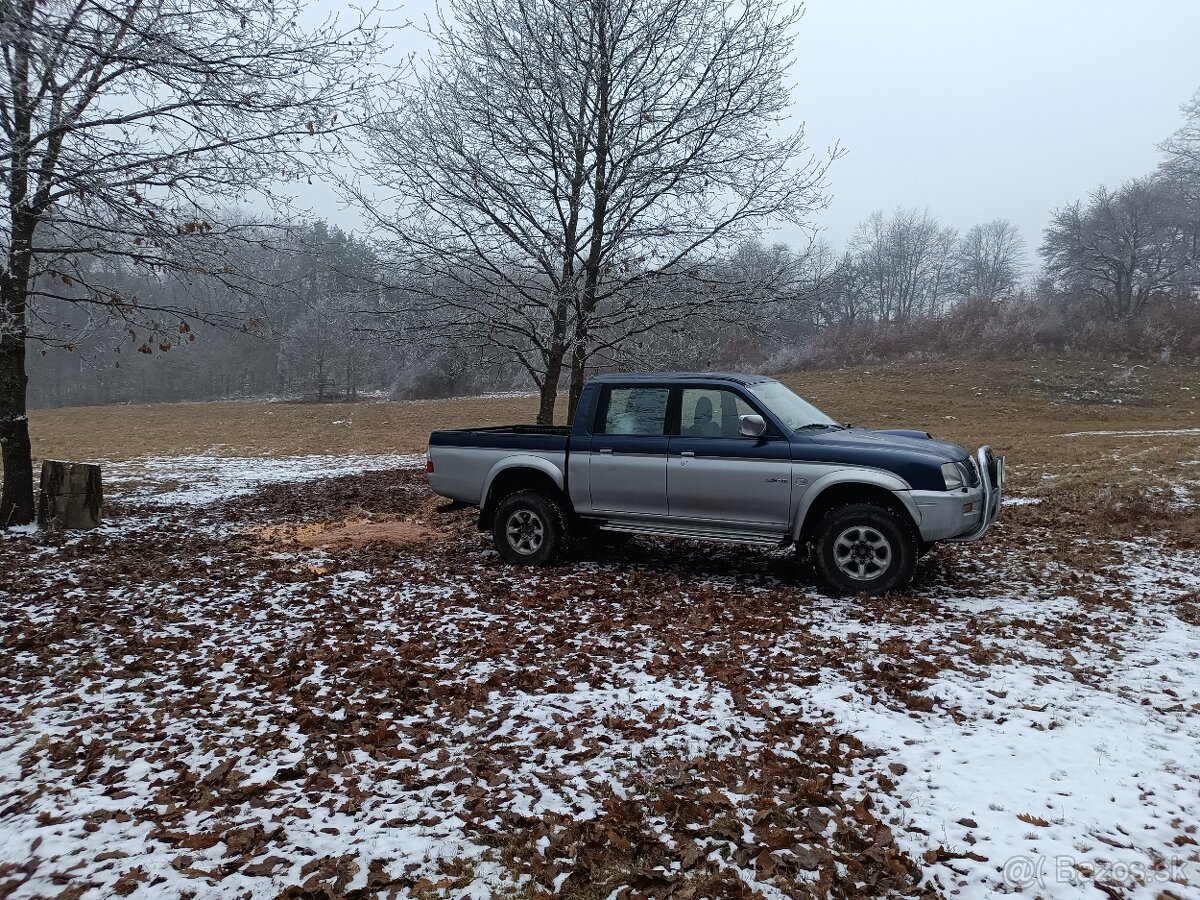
left=749, top=381, right=839, bottom=431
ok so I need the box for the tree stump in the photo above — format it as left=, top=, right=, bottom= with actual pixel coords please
left=37, top=461, right=103, bottom=530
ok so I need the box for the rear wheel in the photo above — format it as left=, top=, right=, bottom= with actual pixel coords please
left=493, top=490, right=568, bottom=566
left=813, top=503, right=917, bottom=596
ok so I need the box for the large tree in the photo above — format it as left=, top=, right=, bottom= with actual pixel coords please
left=356, top=0, right=836, bottom=422
left=1158, top=89, right=1200, bottom=241
left=0, top=0, right=380, bottom=526
left=845, top=208, right=957, bottom=323
left=1160, top=89, right=1200, bottom=189
left=953, top=219, right=1025, bottom=301
left=1041, top=178, right=1197, bottom=320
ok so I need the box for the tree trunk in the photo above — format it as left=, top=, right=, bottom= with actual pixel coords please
left=566, top=0, right=614, bottom=427
left=535, top=373, right=559, bottom=425
left=0, top=276, right=35, bottom=528
left=535, top=339, right=570, bottom=425
left=566, top=322, right=589, bottom=423
left=535, top=284, right=578, bottom=425
left=567, top=0, right=612, bottom=425
left=37, top=460, right=103, bottom=530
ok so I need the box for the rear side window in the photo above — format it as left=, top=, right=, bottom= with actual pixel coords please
left=680, top=388, right=756, bottom=439
left=597, top=387, right=669, bottom=435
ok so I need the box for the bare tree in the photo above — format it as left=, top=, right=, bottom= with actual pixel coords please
left=791, top=239, right=855, bottom=326
left=846, top=208, right=957, bottom=323
left=282, top=299, right=339, bottom=402
left=1159, top=90, right=1200, bottom=239
left=355, top=0, right=837, bottom=423
left=578, top=243, right=804, bottom=373
left=282, top=291, right=381, bottom=402
left=954, top=219, right=1026, bottom=300
left=1041, top=178, right=1197, bottom=321
left=1161, top=89, right=1200, bottom=186
left=0, top=0, right=383, bottom=525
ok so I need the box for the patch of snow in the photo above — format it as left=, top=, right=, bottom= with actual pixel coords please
left=103, top=453, right=424, bottom=506
left=804, top=542, right=1200, bottom=899
left=1059, top=428, right=1200, bottom=438
left=393, top=390, right=537, bottom=404
left=1002, top=496, right=1043, bottom=507
left=0, top=522, right=39, bottom=538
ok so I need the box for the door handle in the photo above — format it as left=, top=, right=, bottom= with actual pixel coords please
left=680, top=451, right=695, bottom=457
left=598, top=448, right=613, bottom=455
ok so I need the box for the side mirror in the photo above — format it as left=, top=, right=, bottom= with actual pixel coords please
left=739, top=414, right=767, bottom=438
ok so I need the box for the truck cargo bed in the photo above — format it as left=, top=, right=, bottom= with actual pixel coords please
left=428, top=424, right=571, bottom=450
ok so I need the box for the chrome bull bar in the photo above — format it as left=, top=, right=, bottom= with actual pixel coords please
left=948, top=445, right=1004, bottom=542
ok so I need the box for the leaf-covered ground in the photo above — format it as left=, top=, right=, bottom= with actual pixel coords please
left=2, top=457, right=1198, bottom=900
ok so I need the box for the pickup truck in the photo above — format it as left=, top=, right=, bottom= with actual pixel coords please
left=427, top=373, right=1003, bottom=595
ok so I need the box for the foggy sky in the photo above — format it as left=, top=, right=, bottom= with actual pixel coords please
left=311, top=0, right=1200, bottom=261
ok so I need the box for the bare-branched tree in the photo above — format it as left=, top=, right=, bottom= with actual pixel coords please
left=1041, top=178, right=1198, bottom=321
left=0, top=0, right=384, bottom=525
left=282, top=292, right=382, bottom=402
left=1161, top=89, right=1200, bottom=191
left=354, top=0, right=837, bottom=422
left=845, top=208, right=958, bottom=323
left=788, top=239, right=852, bottom=327
left=953, top=219, right=1026, bottom=301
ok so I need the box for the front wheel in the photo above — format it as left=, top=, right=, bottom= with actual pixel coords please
left=813, top=503, right=918, bottom=596
left=493, top=490, right=569, bottom=566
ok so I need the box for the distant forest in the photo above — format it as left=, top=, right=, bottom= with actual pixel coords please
left=28, top=172, right=1200, bottom=410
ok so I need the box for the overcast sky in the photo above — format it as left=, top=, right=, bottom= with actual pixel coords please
left=315, top=0, right=1200, bottom=258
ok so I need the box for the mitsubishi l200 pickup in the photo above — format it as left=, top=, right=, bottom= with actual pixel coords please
left=427, top=373, right=1003, bottom=595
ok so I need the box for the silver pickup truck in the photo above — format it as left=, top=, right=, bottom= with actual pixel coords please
left=427, top=372, right=1003, bottom=595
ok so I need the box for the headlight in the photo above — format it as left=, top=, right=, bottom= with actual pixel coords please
left=941, top=461, right=966, bottom=491
left=965, top=456, right=981, bottom=487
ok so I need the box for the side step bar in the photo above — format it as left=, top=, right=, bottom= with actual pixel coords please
left=597, top=521, right=786, bottom=547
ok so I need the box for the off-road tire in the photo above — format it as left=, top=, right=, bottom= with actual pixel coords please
left=493, top=490, right=569, bottom=566
left=813, top=503, right=918, bottom=596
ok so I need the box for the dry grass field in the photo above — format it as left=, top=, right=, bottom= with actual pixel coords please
left=30, top=356, right=1200, bottom=540
left=30, top=356, right=1200, bottom=461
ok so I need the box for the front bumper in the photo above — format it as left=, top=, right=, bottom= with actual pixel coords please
left=907, top=446, right=1005, bottom=543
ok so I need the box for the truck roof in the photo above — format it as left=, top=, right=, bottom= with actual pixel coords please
left=588, top=371, right=777, bottom=386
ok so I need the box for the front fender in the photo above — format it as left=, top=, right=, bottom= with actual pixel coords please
left=481, top=455, right=565, bottom=506
left=790, top=468, right=918, bottom=541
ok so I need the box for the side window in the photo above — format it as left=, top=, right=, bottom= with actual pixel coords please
left=598, top=387, right=669, bottom=436
left=680, top=388, right=757, bottom=439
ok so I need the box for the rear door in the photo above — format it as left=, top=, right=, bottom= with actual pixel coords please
left=587, top=385, right=670, bottom=517
left=667, top=386, right=792, bottom=530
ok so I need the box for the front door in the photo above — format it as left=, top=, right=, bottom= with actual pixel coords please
left=588, top=385, right=671, bottom=518
left=667, top=387, right=792, bottom=530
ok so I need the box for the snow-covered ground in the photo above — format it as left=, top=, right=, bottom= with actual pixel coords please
left=103, top=453, right=425, bottom=506
left=807, top=546, right=1200, bottom=899
left=2, top=455, right=1198, bottom=899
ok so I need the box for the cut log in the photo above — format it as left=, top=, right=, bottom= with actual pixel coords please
left=37, top=461, right=103, bottom=530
